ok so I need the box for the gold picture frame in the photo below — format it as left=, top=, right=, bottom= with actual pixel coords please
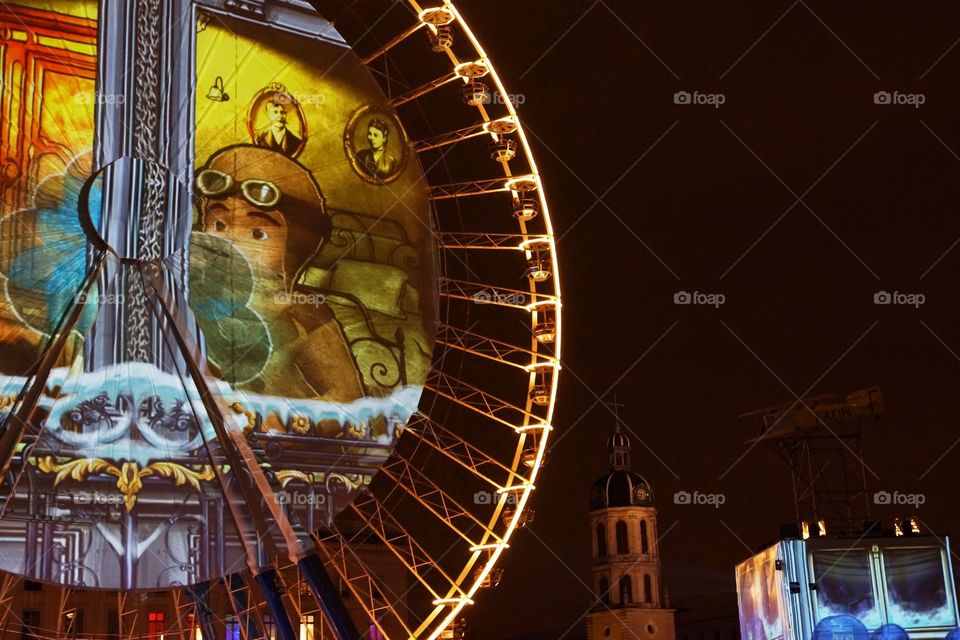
left=343, top=103, right=409, bottom=185
left=247, top=83, right=308, bottom=159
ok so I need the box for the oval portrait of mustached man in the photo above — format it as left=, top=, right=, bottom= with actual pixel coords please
left=248, top=83, right=308, bottom=158
left=344, top=104, right=409, bottom=185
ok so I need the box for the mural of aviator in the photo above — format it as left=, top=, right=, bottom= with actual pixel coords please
left=0, top=1, right=436, bottom=590
left=193, top=144, right=366, bottom=406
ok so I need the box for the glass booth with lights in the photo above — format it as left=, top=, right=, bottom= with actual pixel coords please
left=736, top=536, right=960, bottom=640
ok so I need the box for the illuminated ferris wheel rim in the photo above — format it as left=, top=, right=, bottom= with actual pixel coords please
left=318, top=1, right=563, bottom=637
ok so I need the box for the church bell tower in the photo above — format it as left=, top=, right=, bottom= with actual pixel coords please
left=586, top=414, right=676, bottom=640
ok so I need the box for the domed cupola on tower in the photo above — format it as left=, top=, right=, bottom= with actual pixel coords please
left=590, top=424, right=655, bottom=510
left=586, top=408, right=676, bottom=640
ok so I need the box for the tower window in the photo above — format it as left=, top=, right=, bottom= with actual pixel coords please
left=596, top=523, right=607, bottom=557
left=640, top=519, right=649, bottom=554
left=598, top=577, right=610, bottom=605
left=615, top=520, right=629, bottom=554
left=619, top=575, right=633, bottom=605
left=644, top=573, right=653, bottom=603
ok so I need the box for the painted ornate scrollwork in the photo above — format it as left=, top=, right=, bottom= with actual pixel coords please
left=35, top=456, right=215, bottom=511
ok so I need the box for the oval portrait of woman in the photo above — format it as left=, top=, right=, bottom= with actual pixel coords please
left=344, top=104, right=409, bottom=185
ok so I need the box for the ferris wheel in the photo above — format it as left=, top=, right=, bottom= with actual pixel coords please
left=0, top=1, right=561, bottom=639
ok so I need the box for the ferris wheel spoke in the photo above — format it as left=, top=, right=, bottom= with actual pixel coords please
left=359, top=5, right=458, bottom=67
left=438, top=231, right=547, bottom=251
left=346, top=493, right=471, bottom=602
left=403, top=412, right=528, bottom=488
left=377, top=454, right=506, bottom=547
left=439, top=277, right=557, bottom=310
left=310, top=529, right=421, bottom=639
left=360, top=21, right=426, bottom=66
left=388, top=58, right=488, bottom=108
left=388, top=72, right=461, bottom=107
left=436, top=323, right=557, bottom=370
left=313, top=516, right=464, bottom=638
left=425, top=370, right=549, bottom=432
left=414, top=117, right=517, bottom=154
left=427, top=174, right=536, bottom=201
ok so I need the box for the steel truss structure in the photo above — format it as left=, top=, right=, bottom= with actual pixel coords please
left=0, top=1, right=561, bottom=639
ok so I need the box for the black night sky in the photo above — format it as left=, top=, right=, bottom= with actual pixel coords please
left=453, top=2, right=960, bottom=638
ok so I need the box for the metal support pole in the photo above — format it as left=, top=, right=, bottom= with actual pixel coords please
left=298, top=554, right=360, bottom=640
left=143, top=272, right=301, bottom=637
left=188, top=582, right=218, bottom=640
left=0, top=256, right=105, bottom=478
left=254, top=570, right=298, bottom=640
left=227, top=573, right=265, bottom=640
